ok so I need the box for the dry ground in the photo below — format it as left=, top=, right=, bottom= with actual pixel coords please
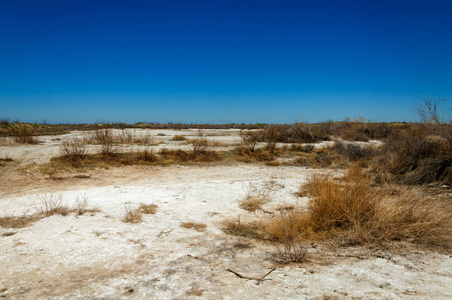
left=0, top=130, right=451, bottom=299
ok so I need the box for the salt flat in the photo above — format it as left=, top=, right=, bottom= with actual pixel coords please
left=0, top=130, right=450, bottom=299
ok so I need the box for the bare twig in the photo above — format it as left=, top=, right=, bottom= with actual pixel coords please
left=227, top=268, right=276, bottom=285
left=157, top=229, right=172, bottom=238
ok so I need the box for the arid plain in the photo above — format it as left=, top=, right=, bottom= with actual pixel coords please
left=1, top=127, right=451, bottom=299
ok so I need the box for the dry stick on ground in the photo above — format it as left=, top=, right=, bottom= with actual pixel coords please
left=156, top=229, right=173, bottom=238
left=227, top=268, right=276, bottom=285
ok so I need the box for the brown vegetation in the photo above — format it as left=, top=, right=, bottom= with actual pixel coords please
left=180, top=222, right=207, bottom=232
left=122, top=206, right=143, bottom=223
left=266, top=166, right=452, bottom=247
left=171, top=134, right=187, bottom=141
left=372, top=127, right=452, bottom=184
left=138, top=203, right=158, bottom=214
left=9, top=123, right=39, bottom=144
left=223, top=164, right=452, bottom=253
left=239, top=196, right=267, bottom=212
left=0, top=194, right=99, bottom=229
left=60, top=139, right=87, bottom=166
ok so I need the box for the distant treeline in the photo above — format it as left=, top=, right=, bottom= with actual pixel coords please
left=0, top=117, right=415, bottom=142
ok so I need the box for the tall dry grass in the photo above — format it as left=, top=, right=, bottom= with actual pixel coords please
left=265, top=166, right=452, bottom=247
left=9, top=123, right=39, bottom=144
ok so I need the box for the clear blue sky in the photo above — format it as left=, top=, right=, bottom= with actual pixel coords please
left=1, top=0, right=451, bottom=124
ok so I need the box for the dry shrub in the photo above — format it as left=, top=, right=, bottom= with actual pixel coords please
left=240, top=130, right=261, bottom=152
left=0, top=194, right=99, bottom=228
left=134, top=133, right=153, bottom=145
left=180, top=222, right=207, bottom=232
left=0, top=118, right=9, bottom=126
left=260, top=123, right=331, bottom=146
left=287, top=122, right=328, bottom=143
left=9, top=123, right=39, bottom=144
left=340, top=127, right=370, bottom=142
left=138, top=203, right=158, bottom=214
left=265, top=211, right=307, bottom=263
left=122, top=206, right=143, bottom=223
left=74, top=195, right=100, bottom=215
left=60, top=139, right=87, bottom=166
left=38, top=193, right=71, bottom=216
left=172, top=134, right=186, bottom=141
left=373, top=127, right=452, bottom=184
left=333, top=141, right=375, bottom=162
left=160, top=143, right=220, bottom=163
left=314, top=149, right=342, bottom=167
left=239, top=196, right=267, bottom=212
left=191, top=138, right=219, bottom=161
left=74, top=195, right=89, bottom=215
left=92, top=124, right=122, bottom=155
left=262, top=125, right=280, bottom=152
left=117, top=129, right=134, bottom=144
left=137, top=146, right=158, bottom=162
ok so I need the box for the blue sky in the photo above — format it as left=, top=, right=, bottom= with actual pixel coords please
left=1, top=0, right=451, bottom=124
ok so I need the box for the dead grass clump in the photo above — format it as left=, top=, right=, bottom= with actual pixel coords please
left=301, top=167, right=452, bottom=246
left=262, top=165, right=452, bottom=248
left=0, top=213, right=41, bottom=229
left=239, top=196, right=267, bottom=212
left=171, top=134, right=186, bottom=141
left=221, top=218, right=263, bottom=240
left=191, top=138, right=221, bottom=161
left=159, top=148, right=190, bottom=162
left=265, top=211, right=307, bottom=263
left=180, top=222, right=207, bottom=232
left=266, top=160, right=281, bottom=166
left=264, top=209, right=310, bottom=243
left=74, top=195, right=100, bottom=215
left=186, top=288, right=204, bottom=296
left=138, top=203, right=158, bottom=214
left=160, top=145, right=221, bottom=163
left=122, top=207, right=143, bottom=223
left=38, top=193, right=71, bottom=216
left=60, top=139, right=87, bottom=166
left=137, top=148, right=158, bottom=162
left=304, top=172, right=377, bottom=233
left=369, top=190, right=452, bottom=246
left=234, top=147, right=257, bottom=163
left=0, top=195, right=100, bottom=229
left=9, top=123, right=39, bottom=144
